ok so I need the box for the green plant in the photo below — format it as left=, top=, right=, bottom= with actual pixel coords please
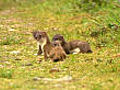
left=0, top=35, right=23, bottom=45
left=0, top=68, right=14, bottom=79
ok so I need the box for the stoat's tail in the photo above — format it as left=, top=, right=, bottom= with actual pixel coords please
left=87, top=50, right=93, bottom=53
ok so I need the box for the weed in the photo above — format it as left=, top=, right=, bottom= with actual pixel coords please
left=0, top=35, right=23, bottom=45
left=0, top=68, right=14, bottom=79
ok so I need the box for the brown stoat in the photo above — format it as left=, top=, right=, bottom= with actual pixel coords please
left=32, top=31, right=43, bottom=55
left=52, top=34, right=92, bottom=54
left=50, top=41, right=66, bottom=62
left=69, top=40, right=92, bottom=54
left=32, top=31, right=66, bottom=61
left=52, top=34, right=71, bottom=54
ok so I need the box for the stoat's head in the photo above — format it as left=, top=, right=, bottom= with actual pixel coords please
left=52, top=34, right=66, bottom=46
left=32, top=31, right=49, bottom=44
left=52, top=41, right=61, bottom=47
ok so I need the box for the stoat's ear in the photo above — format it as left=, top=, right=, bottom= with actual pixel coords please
left=32, top=31, right=36, bottom=36
left=42, top=31, right=47, bottom=35
left=31, top=31, right=37, bottom=35
left=61, top=36, right=64, bottom=39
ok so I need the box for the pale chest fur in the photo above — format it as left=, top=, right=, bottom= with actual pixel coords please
left=37, top=38, right=47, bottom=54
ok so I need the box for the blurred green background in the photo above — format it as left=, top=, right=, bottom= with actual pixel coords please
left=0, top=0, right=120, bottom=90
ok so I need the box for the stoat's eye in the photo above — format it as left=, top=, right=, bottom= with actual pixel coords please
left=60, top=37, right=63, bottom=40
left=54, top=43, right=57, bottom=46
left=39, top=35, right=41, bottom=38
left=54, top=38, right=58, bottom=40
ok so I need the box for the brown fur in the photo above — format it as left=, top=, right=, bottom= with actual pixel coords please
left=32, top=31, right=43, bottom=55
left=32, top=31, right=66, bottom=61
left=50, top=41, right=66, bottom=62
left=52, top=34, right=92, bottom=54
left=68, top=40, right=92, bottom=53
left=52, top=34, right=70, bottom=54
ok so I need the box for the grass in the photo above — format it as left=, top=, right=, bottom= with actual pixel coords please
left=0, top=0, right=120, bottom=89
left=0, top=68, right=14, bottom=79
